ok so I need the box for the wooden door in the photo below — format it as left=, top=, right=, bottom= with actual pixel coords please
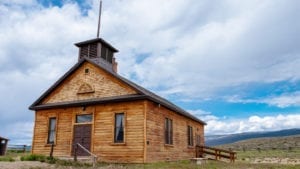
left=72, top=124, right=91, bottom=156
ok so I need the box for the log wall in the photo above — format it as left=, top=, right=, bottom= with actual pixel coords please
left=32, top=108, right=73, bottom=156
left=32, top=100, right=145, bottom=163
left=145, top=101, right=204, bottom=162
left=93, top=101, right=145, bottom=163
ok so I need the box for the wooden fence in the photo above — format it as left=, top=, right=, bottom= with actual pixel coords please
left=7, top=145, right=28, bottom=153
left=196, top=145, right=236, bottom=163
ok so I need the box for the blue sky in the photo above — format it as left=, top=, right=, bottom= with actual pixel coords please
left=0, top=0, right=300, bottom=144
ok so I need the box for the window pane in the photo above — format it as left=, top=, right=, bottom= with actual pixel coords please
left=165, top=118, right=173, bottom=144
left=47, top=118, right=56, bottom=144
left=50, top=118, right=56, bottom=130
left=188, top=126, right=193, bottom=146
left=170, top=119, right=173, bottom=144
left=165, top=119, right=168, bottom=144
left=76, top=114, right=92, bottom=123
left=114, top=113, right=124, bottom=143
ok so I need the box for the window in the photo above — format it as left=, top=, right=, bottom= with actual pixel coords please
left=187, top=125, right=193, bottom=146
left=165, top=118, right=173, bottom=145
left=114, top=113, right=124, bottom=143
left=47, top=117, right=56, bottom=144
left=76, top=114, right=92, bottom=123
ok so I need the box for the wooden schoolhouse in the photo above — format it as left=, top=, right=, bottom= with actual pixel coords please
left=29, top=37, right=206, bottom=163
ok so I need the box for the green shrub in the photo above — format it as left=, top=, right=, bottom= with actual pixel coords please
left=54, top=159, right=92, bottom=167
left=46, top=156, right=57, bottom=164
left=0, top=156, right=15, bottom=162
left=20, top=154, right=46, bottom=162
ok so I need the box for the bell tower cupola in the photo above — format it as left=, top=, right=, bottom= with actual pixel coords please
left=74, top=0, right=118, bottom=73
left=75, top=38, right=118, bottom=73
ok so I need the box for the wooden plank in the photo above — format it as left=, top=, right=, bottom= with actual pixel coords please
left=42, top=62, right=137, bottom=104
left=145, top=101, right=205, bottom=162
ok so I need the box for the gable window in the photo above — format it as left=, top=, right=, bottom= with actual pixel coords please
left=165, top=118, right=173, bottom=145
left=187, top=125, right=193, bottom=146
left=76, top=114, right=92, bottom=123
left=47, top=117, right=56, bottom=144
left=114, top=113, right=124, bottom=143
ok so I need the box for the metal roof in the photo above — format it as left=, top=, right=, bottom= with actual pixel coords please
left=74, top=38, right=118, bottom=52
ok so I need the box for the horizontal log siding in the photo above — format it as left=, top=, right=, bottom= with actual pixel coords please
left=145, top=101, right=204, bottom=162
left=93, top=101, right=145, bottom=163
left=32, top=109, right=73, bottom=156
left=42, top=62, right=137, bottom=104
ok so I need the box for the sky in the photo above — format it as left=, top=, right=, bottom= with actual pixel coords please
left=0, top=0, right=300, bottom=144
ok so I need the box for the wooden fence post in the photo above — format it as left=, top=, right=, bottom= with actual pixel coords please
left=23, top=145, right=26, bottom=153
left=49, top=143, right=54, bottom=158
left=74, top=144, right=78, bottom=161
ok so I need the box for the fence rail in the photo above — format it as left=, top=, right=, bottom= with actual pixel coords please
left=74, top=143, right=97, bottom=167
left=7, top=145, right=29, bottom=153
left=196, top=145, right=236, bottom=163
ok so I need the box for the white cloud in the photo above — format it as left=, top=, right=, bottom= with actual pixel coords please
left=263, top=92, right=300, bottom=108
left=227, top=91, right=300, bottom=108
left=105, top=0, right=300, bottom=99
left=0, top=0, right=300, bottom=144
left=1, top=122, right=33, bottom=145
left=0, top=1, right=97, bottom=144
left=193, top=111, right=300, bottom=135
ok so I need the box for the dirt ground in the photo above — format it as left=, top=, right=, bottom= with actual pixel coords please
left=0, top=161, right=52, bottom=169
left=1, top=159, right=300, bottom=169
left=252, top=157, right=300, bottom=165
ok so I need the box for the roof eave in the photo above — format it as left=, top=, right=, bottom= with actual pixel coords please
left=74, top=38, right=119, bottom=52
left=30, top=95, right=147, bottom=110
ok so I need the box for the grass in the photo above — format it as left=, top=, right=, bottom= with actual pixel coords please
left=92, top=160, right=300, bottom=169
left=0, top=148, right=300, bottom=169
left=0, top=156, right=15, bottom=162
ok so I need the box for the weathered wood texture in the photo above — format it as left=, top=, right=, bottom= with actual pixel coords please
left=145, top=101, right=204, bottom=162
left=32, top=109, right=73, bottom=157
left=32, top=101, right=145, bottom=163
left=32, top=60, right=205, bottom=163
left=32, top=109, right=72, bottom=156
left=93, top=101, right=145, bottom=163
left=42, top=62, right=137, bottom=104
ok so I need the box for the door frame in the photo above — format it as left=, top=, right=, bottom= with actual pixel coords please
left=70, top=107, right=95, bottom=156
left=72, top=124, right=92, bottom=156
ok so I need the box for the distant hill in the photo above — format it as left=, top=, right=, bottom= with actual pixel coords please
left=217, top=134, right=300, bottom=151
left=205, top=128, right=300, bottom=146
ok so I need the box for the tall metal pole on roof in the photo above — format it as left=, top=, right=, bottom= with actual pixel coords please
left=97, top=0, right=102, bottom=38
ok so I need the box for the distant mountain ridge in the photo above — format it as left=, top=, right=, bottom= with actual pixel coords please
left=205, top=128, right=300, bottom=146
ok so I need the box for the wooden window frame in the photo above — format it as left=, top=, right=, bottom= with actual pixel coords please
left=187, top=125, right=194, bottom=147
left=113, top=112, right=126, bottom=144
left=165, top=118, right=173, bottom=145
left=47, top=117, right=57, bottom=145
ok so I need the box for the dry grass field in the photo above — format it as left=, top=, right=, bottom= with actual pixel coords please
left=1, top=135, right=299, bottom=169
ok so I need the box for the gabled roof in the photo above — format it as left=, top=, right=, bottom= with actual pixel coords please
left=29, top=58, right=206, bottom=125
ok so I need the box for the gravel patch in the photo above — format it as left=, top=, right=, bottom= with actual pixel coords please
left=0, top=161, right=51, bottom=169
